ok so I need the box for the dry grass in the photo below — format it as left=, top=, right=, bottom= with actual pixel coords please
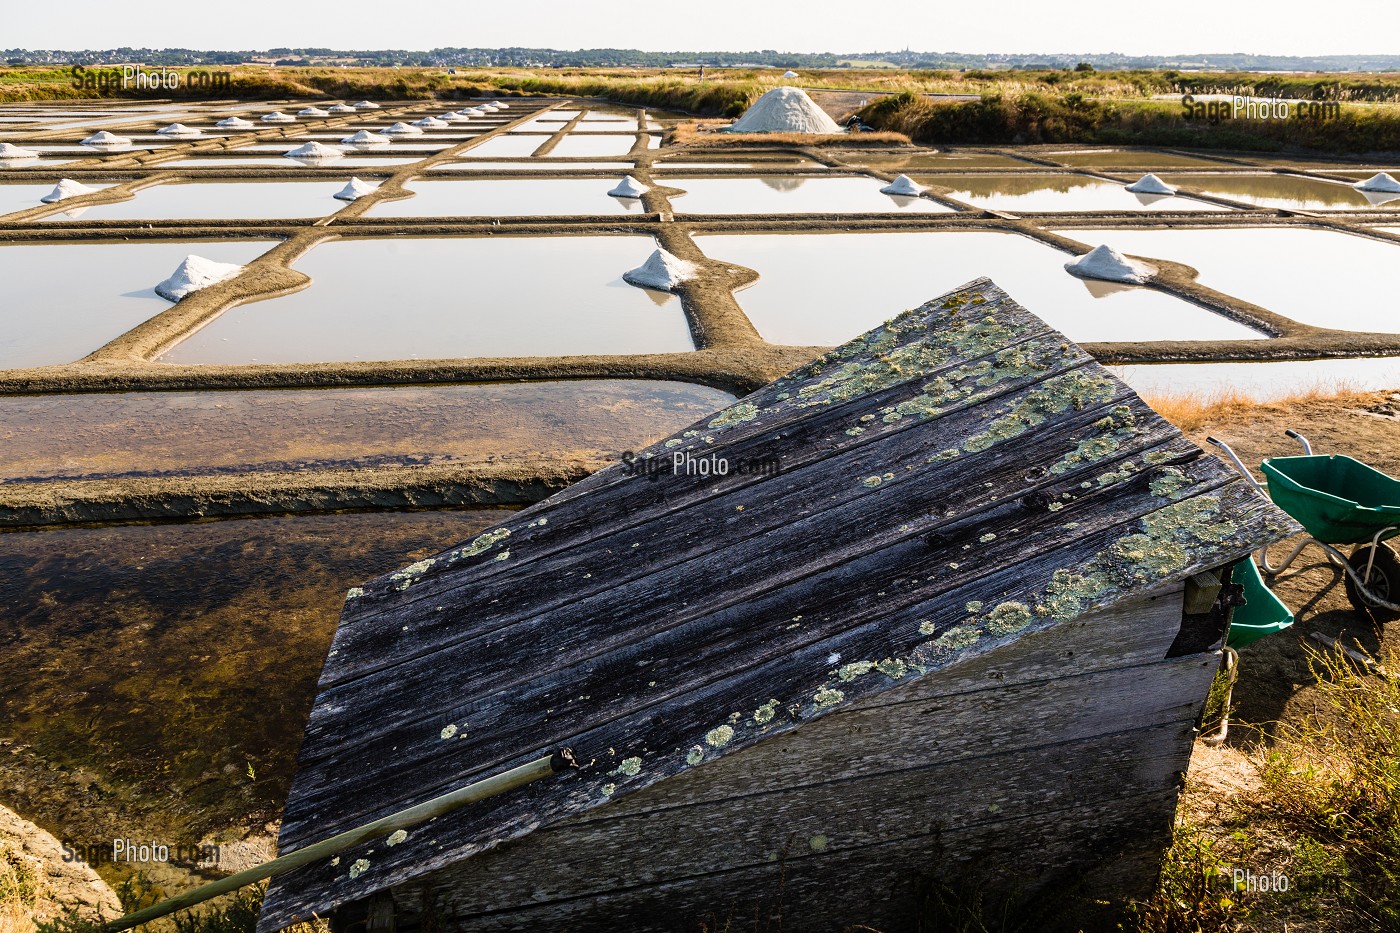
left=667, top=120, right=908, bottom=149
left=0, top=841, right=39, bottom=933
left=1142, top=384, right=1374, bottom=433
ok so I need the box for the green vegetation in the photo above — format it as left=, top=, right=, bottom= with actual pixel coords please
left=34, top=878, right=271, bottom=933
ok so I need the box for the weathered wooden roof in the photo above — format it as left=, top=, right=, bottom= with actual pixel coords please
left=259, top=278, right=1295, bottom=930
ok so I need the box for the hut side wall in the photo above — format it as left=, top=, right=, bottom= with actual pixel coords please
left=372, top=587, right=1212, bottom=932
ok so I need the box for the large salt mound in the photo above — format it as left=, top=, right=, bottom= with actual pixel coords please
left=608, top=175, right=649, bottom=198
left=216, top=117, right=255, bottom=128
left=494, top=102, right=510, bottom=109
left=441, top=112, right=472, bottom=123
left=334, top=177, right=376, bottom=201
left=157, top=123, right=203, bottom=138
left=0, top=143, right=38, bottom=158
left=299, top=107, right=331, bottom=117
left=727, top=87, right=842, bottom=134
left=329, top=103, right=357, bottom=114
left=262, top=112, right=296, bottom=123
left=154, top=255, right=245, bottom=302
left=342, top=129, right=391, bottom=146
left=41, top=179, right=98, bottom=203
left=81, top=130, right=131, bottom=146
left=1064, top=244, right=1157, bottom=284
left=880, top=174, right=924, bottom=196
left=1125, top=173, right=1176, bottom=195
left=285, top=141, right=343, bottom=160
left=623, top=248, right=697, bottom=292
left=459, top=107, right=487, bottom=117
left=384, top=123, right=424, bottom=136
left=413, top=116, right=449, bottom=128
left=1354, top=172, right=1400, bottom=193
left=353, top=101, right=380, bottom=110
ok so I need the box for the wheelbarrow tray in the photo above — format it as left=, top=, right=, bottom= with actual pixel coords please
left=1227, top=557, right=1295, bottom=649
left=1261, top=455, right=1400, bottom=545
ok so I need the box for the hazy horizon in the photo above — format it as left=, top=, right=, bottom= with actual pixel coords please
left=7, top=0, right=1400, bottom=58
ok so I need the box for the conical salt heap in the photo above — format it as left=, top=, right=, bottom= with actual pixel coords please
left=608, top=175, right=649, bottom=198
left=81, top=130, right=131, bottom=146
left=299, top=106, right=331, bottom=117
left=623, top=248, right=698, bottom=292
left=727, top=87, right=842, bottom=134
left=459, top=107, right=487, bottom=117
left=157, top=123, right=202, bottom=137
left=154, top=255, right=244, bottom=302
left=384, top=123, right=423, bottom=136
left=342, top=129, right=391, bottom=146
left=494, top=101, right=510, bottom=109
left=216, top=116, right=255, bottom=128
left=353, top=101, right=380, bottom=109
left=1354, top=172, right=1400, bottom=193
left=328, top=103, right=357, bottom=113
left=262, top=111, right=296, bottom=123
left=0, top=143, right=38, bottom=158
left=441, top=112, right=472, bottom=123
left=1125, top=174, right=1176, bottom=195
left=1064, top=244, right=1157, bottom=285
left=41, top=179, right=98, bottom=203
left=413, top=116, right=449, bottom=128
left=880, top=174, right=924, bottom=196
left=285, top=141, right=343, bottom=159
left=334, top=177, right=376, bottom=201
left=783, top=70, right=799, bottom=78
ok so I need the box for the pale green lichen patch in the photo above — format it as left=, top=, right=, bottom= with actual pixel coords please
left=664, top=438, right=683, bottom=448
left=686, top=745, right=705, bottom=766
left=439, top=724, right=458, bottom=740
left=1149, top=466, right=1194, bottom=500
left=753, top=699, right=780, bottom=724
left=1096, top=461, right=1140, bottom=487
left=808, top=834, right=830, bottom=852
left=494, top=550, right=510, bottom=562
left=709, top=402, right=760, bottom=429
left=837, top=661, right=875, bottom=682
left=965, top=600, right=984, bottom=613
left=612, top=756, right=642, bottom=777
left=927, top=448, right=961, bottom=463
left=445, top=527, right=511, bottom=566
left=1048, top=407, right=1142, bottom=476
left=386, top=830, right=407, bottom=846
left=348, top=858, right=370, bottom=880
left=706, top=725, right=735, bottom=747
left=345, top=587, right=364, bottom=600
left=813, top=686, right=845, bottom=708
left=919, top=620, right=936, bottom=635
left=962, top=371, right=1117, bottom=455
left=875, top=658, right=908, bottom=679
left=862, top=476, right=883, bottom=488
left=390, top=558, right=435, bottom=591
left=983, top=602, right=1034, bottom=636
left=601, top=783, right=616, bottom=797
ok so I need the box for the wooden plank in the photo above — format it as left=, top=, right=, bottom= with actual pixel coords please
left=294, top=381, right=1187, bottom=767
left=278, top=448, right=1230, bottom=839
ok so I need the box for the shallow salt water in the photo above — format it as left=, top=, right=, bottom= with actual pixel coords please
left=0, top=182, right=113, bottom=218
left=1110, top=358, right=1400, bottom=401
left=161, top=156, right=425, bottom=167
left=1045, top=149, right=1237, bottom=168
left=0, top=380, right=736, bottom=484
left=1062, top=227, right=1400, bottom=333
left=428, top=161, right=633, bottom=172
left=0, top=239, right=278, bottom=369
left=365, top=178, right=649, bottom=216
left=1162, top=174, right=1395, bottom=210
left=698, top=231, right=1266, bottom=346
left=663, top=176, right=956, bottom=215
left=848, top=152, right=1032, bottom=170
left=548, top=135, right=644, bottom=158
left=160, top=235, right=695, bottom=364
left=38, top=181, right=348, bottom=220
left=464, top=135, right=549, bottom=157
left=928, top=174, right=1227, bottom=212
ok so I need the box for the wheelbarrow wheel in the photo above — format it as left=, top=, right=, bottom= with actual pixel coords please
left=1345, top=544, right=1400, bottom=622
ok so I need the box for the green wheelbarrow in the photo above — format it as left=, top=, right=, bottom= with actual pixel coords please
left=1209, top=431, right=1400, bottom=621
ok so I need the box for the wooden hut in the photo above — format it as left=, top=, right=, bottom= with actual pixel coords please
left=258, top=278, right=1296, bottom=933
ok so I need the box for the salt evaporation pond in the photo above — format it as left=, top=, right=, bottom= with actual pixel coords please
left=428, top=161, right=633, bottom=172
left=698, top=231, right=1266, bottom=346
left=0, top=381, right=736, bottom=484
left=0, top=239, right=277, bottom=369
left=1045, top=149, right=1237, bottom=168
left=548, top=135, right=645, bottom=158
left=365, top=178, right=649, bottom=216
left=38, top=182, right=348, bottom=220
left=464, top=135, right=549, bottom=157
left=1161, top=174, right=1395, bottom=210
left=849, top=152, right=1033, bottom=171
left=1063, top=227, right=1400, bottom=333
left=930, top=174, right=1225, bottom=212
left=1110, top=358, right=1400, bottom=401
left=664, top=177, right=955, bottom=214
left=0, top=510, right=508, bottom=853
left=160, top=236, right=696, bottom=364
left=1, top=182, right=111, bottom=217
left=162, top=156, right=425, bottom=167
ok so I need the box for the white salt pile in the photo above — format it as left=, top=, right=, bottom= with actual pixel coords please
left=413, top=116, right=449, bottom=128
left=727, top=87, right=842, bottom=134
left=495, top=102, right=510, bottom=109
left=329, top=103, right=357, bottom=113
left=1353, top=172, right=1400, bottom=193
left=157, top=123, right=203, bottom=137
left=262, top=112, right=296, bottom=123
left=623, top=248, right=698, bottom=292
left=783, top=70, right=799, bottom=78
left=479, top=103, right=501, bottom=112
left=216, top=117, right=255, bottom=128
left=299, top=107, right=331, bottom=117
left=1125, top=173, right=1177, bottom=195
left=1064, top=244, right=1157, bottom=284
left=154, top=255, right=244, bottom=302
left=353, top=101, right=380, bottom=110
left=608, top=175, right=649, bottom=198
left=40, top=179, right=98, bottom=203
left=384, top=122, right=424, bottom=136
left=285, top=141, right=343, bottom=159
left=342, top=129, right=391, bottom=146
left=0, top=143, right=38, bottom=158
left=880, top=174, right=924, bottom=196
left=459, top=107, right=487, bottom=117
left=441, top=112, right=472, bottom=123
left=334, top=177, right=376, bottom=201
left=81, top=130, right=132, bottom=146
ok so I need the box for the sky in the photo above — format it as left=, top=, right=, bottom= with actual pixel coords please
left=6, top=0, right=1400, bottom=56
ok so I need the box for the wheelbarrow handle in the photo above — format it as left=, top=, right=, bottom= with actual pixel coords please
left=1206, top=436, right=1267, bottom=496
left=1284, top=430, right=1314, bottom=455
